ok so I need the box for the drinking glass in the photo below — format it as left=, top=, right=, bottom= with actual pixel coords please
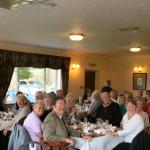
left=96, top=118, right=101, bottom=127
left=105, top=120, right=109, bottom=125
left=84, top=117, right=88, bottom=127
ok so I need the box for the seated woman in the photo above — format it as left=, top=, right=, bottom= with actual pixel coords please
left=40, top=92, right=56, bottom=122
left=12, top=91, right=32, bottom=115
left=0, top=94, right=31, bottom=150
left=88, top=90, right=101, bottom=115
left=135, top=97, right=149, bottom=128
left=4, top=94, right=31, bottom=132
left=35, top=91, right=45, bottom=101
left=123, top=91, right=133, bottom=101
left=12, top=91, right=24, bottom=113
left=110, top=89, right=118, bottom=102
left=110, top=100, right=144, bottom=150
left=64, top=93, right=79, bottom=124
left=118, top=94, right=127, bottom=115
left=82, top=88, right=92, bottom=104
left=23, top=100, right=45, bottom=142
left=87, top=90, right=101, bottom=122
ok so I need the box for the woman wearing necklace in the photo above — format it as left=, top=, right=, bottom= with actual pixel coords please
left=110, top=99, right=144, bottom=150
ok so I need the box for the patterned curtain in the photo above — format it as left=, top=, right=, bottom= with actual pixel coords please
left=0, top=49, right=71, bottom=103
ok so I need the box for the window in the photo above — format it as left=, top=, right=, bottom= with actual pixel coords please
left=5, top=67, right=62, bottom=104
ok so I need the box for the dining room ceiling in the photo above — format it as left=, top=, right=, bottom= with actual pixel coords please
left=0, top=0, right=150, bottom=56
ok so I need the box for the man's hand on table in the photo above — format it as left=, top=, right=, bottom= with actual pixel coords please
left=82, top=135, right=93, bottom=142
left=65, top=138, right=75, bottom=146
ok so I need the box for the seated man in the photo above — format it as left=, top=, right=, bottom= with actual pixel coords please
left=43, top=97, right=92, bottom=148
left=56, top=89, right=65, bottom=98
left=35, top=91, right=45, bottom=101
left=94, top=86, right=122, bottom=127
left=110, top=89, right=118, bottom=102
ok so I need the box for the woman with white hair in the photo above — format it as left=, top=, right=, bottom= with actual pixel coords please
left=87, top=90, right=102, bottom=122
left=23, top=100, right=45, bottom=142
left=4, top=94, right=31, bottom=133
left=64, top=93, right=79, bottom=124
left=40, top=92, right=56, bottom=121
left=0, top=94, right=31, bottom=150
left=88, top=90, right=101, bottom=115
left=65, top=93, right=77, bottom=113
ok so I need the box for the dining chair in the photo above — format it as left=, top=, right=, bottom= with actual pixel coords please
left=130, top=128, right=150, bottom=150
left=40, top=138, right=69, bottom=150
left=20, top=141, right=50, bottom=150
left=8, top=123, right=31, bottom=150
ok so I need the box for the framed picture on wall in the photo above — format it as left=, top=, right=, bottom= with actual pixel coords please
left=133, top=73, right=147, bottom=90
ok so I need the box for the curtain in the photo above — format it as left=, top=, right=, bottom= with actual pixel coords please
left=0, top=49, right=71, bottom=103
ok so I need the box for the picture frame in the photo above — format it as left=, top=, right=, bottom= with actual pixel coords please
left=133, top=73, right=147, bottom=90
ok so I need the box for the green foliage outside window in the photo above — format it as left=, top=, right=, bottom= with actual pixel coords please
left=18, top=67, right=32, bottom=79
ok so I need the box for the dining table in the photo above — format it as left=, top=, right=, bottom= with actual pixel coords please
left=0, top=111, right=14, bottom=131
left=70, top=121, right=124, bottom=150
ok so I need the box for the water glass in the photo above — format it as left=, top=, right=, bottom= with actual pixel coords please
left=84, top=117, right=88, bottom=126
left=79, top=96, right=83, bottom=105
left=105, top=120, right=109, bottom=125
left=0, top=112, right=3, bottom=119
left=96, top=118, right=101, bottom=127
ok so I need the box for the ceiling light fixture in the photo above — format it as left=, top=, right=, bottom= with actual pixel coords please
left=23, top=0, right=35, bottom=2
left=120, top=26, right=142, bottom=53
left=1, top=0, right=54, bottom=10
left=129, top=27, right=141, bottom=53
left=130, top=47, right=141, bottom=52
left=69, top=34, right=84, bottom=41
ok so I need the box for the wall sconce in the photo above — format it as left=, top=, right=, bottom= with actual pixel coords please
left=134, top=66, right=142, bottom=72
left=72, top=64, right=80, bottom=69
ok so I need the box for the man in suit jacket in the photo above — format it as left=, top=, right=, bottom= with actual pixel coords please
left=43, top=97, right=92, bottom=146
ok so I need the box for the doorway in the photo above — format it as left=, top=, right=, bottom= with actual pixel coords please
left=84, top=70, right=96, bottom=92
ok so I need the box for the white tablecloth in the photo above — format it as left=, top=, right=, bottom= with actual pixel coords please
left=74, top=135, right=123, bottom=150
left=0, top=119, right=12, bottom=131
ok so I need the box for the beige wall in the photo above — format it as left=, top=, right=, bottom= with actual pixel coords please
left=1, top=42, right=150, bottom=97
left=68, top=53, right=109, bottom=97
left=109, top=55, right=150, bottom=95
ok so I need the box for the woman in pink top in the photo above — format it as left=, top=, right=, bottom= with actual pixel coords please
left=23, top=100, right=45, bottom=142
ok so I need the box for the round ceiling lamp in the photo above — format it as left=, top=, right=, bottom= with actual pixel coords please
left=129, top=47, right=141, bottom=52
left=69, top=33, right=84, bottom=41
left=23, top=0, right=35, bottom=2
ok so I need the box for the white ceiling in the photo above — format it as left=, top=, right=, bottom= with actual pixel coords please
left=0, top=0, right=150, bottom=55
